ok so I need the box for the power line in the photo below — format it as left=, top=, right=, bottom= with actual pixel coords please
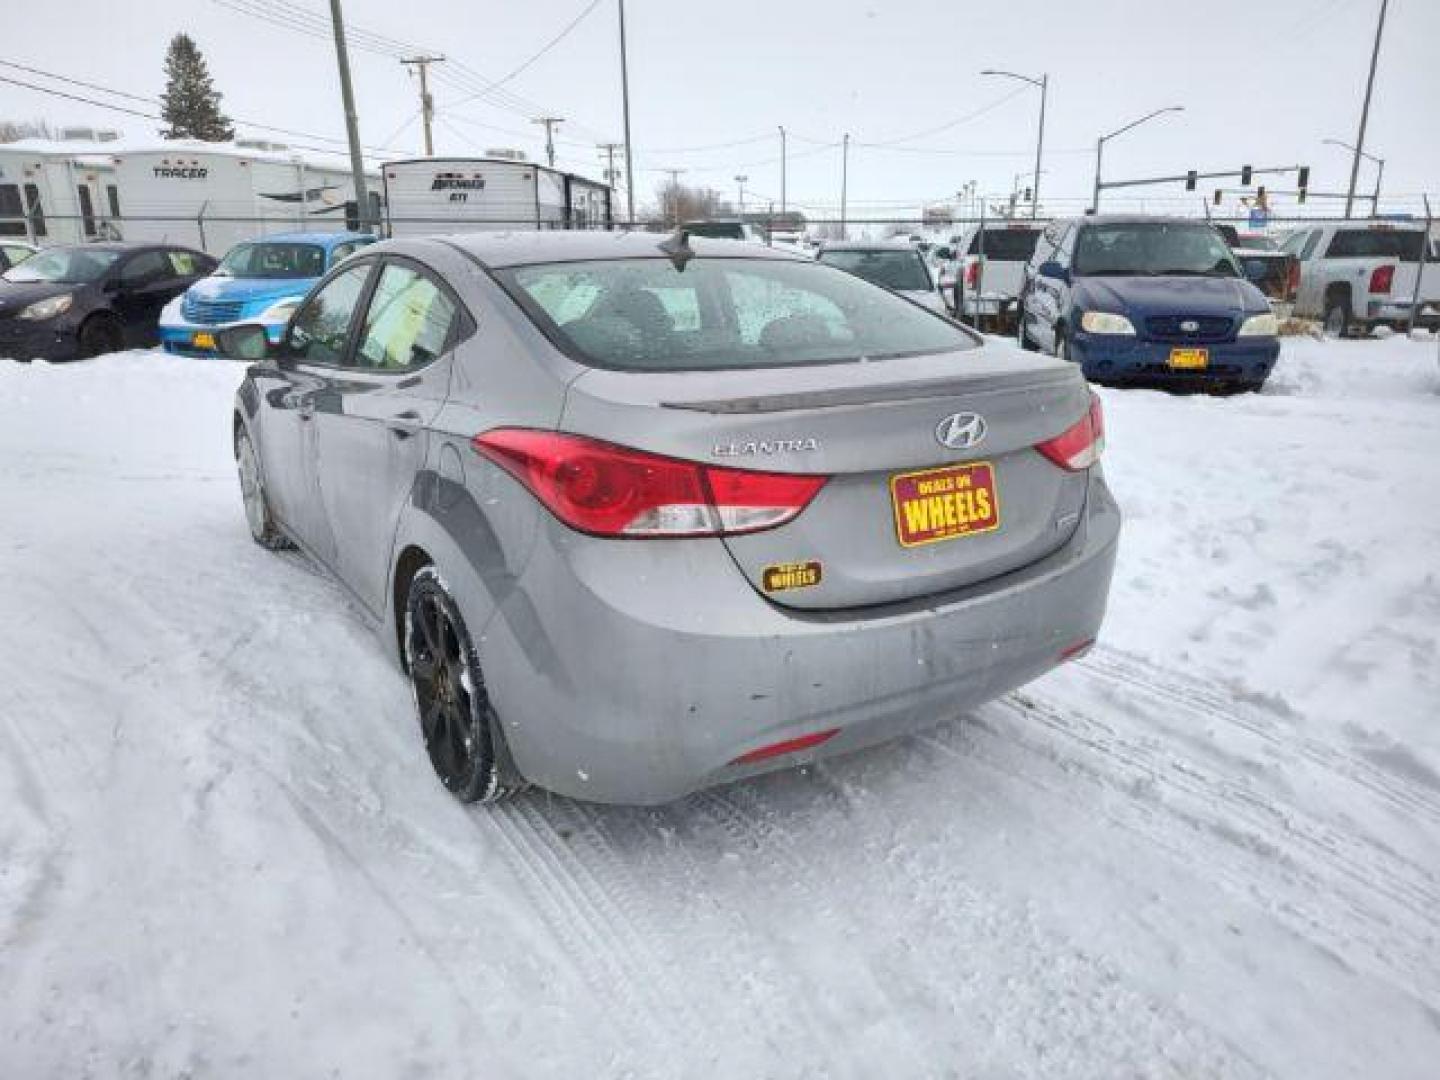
left=442, top=0, right=604, bottom=108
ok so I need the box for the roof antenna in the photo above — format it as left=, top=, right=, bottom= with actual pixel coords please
left=658, top=226, right=695, bottom=272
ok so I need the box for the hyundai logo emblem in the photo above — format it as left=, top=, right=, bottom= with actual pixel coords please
left=1180, top=319, right=1200, bottom=333
left=935, top=412, right=988, bottom=450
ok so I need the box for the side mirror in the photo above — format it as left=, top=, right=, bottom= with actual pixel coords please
left=1038, top=260, right=1069, bottom=283
left=215, top=323, right=273, bottom=362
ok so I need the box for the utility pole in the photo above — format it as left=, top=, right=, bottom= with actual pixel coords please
left=618, top=0, right=636, bottom=225
left=1345, top=0, right=1389, bottom=219
left=659, top=167, right=687, bottom=225
left=400, top=55, right=445, bottom=156
left=839, top=133, right=850, bottom=240
left=597, top=141, right=623, bottom=188
left=778, top=125, right=787, bottom=216
left=533, top=116, right=564, bottom=169
left=327, top=0, right=371, bottom=230
left=734, top=174, right=748, bottom=216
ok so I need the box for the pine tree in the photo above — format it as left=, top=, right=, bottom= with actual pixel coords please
left=159, top=33, right=234, bottom=142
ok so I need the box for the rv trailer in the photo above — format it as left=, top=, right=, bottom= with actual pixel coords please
left=108, top=141, right=381, bottom=254
left=381, top=157, right=613, bottom=236
left=0, top=140, right=123, bottom=244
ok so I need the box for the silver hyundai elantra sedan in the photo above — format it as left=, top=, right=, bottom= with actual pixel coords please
left=223, top=230, right=1120, bottom=806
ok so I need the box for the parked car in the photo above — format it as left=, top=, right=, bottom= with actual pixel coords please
left=1280, top=220, right=1440, bottom=335
left=1017, top=215, right=1280, bottom=392
left=0, top=241, right=215, bottom=361
left=1215, top=224, right=1299, bottom=312
left=219, top=231, right=1119, bottom=806
left=816, top=240, right=949, bottom=314
left=159, top=231, right=375, bottom=356
left=949, top=222, right=1045, bottom=330
left=0, top=240, right=37, bottom=273
left=682, top=219, right=767, bottom=243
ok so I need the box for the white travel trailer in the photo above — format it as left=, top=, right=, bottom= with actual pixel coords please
left=381, top=157, right=613, bottom=236
left=109, top=141, right=381, bottom=254
left=0, top=139, right=124, bottom=244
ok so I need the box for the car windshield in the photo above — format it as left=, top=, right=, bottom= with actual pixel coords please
left=817, top=249, right=932, bottom=292
left=3, top=247, right=120, bottom=284
left=1074, top=223, right=1241, bottom=277
left=966, top=228, right=1041, bottom=261
left=494, top=256, right=975, bottom=372
left=217, top=242, right=327, bottom=279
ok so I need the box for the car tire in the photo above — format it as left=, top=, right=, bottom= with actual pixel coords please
left=77, top=315, right=123, bottom=359
left=404, top=566, right=520, bottom=804
left=235, top=426, right=293, bottom=551
left=1323, top=294, right=1352, bottom=338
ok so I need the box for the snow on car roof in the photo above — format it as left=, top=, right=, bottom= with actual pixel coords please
left=441, top=229, right=808, bottom=268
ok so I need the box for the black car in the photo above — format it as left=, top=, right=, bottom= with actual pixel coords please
left=0, top=242, right=216, bottom=361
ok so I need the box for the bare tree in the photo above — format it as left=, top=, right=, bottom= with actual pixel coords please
left=0, top=118, right=56, bottom=144
left=655, top=180, right=723, bottom=226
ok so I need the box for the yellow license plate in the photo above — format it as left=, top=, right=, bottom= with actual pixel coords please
left=192, top=331, right=216, bottom=350
left=890, top=462, right=1001, bottom=549
left=1169, top=347, right=1208, bottom=370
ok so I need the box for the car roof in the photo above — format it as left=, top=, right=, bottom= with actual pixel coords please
left=817, top=240, right=920, bottom=253
left=242, top=231, right=375, bottom=247
left=439, top=229, right=807, bottom=268
left=37, top=241, right=194, bottom=253
left=1071, top=214, right=1219, bottom=228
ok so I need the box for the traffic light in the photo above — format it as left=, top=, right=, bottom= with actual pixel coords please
left=1214, top=189, right=1223, bottom=206
left=1185, top=170, right=1197, bottom=191
left=1024, top=187, right=1033, bottom=201
left=1241, top=164, right=1253, bottom=185
left=1297, top=166, right=1310, bottom=204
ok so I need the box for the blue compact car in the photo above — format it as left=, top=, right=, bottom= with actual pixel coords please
left=1017, top=216, right=1280, bottom=392
left=160, top=231, right=375, bottom=356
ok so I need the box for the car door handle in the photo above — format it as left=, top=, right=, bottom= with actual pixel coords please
left=387, top=411, right=423, bottom=439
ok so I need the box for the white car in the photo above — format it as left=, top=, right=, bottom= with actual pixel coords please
left=947, top=223, right=1045, bottom=331
left=816, top=241, right=949, bottom=314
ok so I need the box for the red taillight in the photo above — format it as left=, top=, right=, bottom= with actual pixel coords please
left=732, top=729, right=839, bottom=766
left=1369, top=264, right=1394, bottom=294
left=1035, top=393, right=1105, bottom=471
left=1285, top=258, right=1301, bottom=299
left=965, top=258, right=981, bottom=287
left=472, top=429, right=828, bottom=538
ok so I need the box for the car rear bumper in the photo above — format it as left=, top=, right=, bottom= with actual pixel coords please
left=476, top=473, right=1121, bottom=805
left=1070, top=332, right=1280, bottom=387
left=1365, top=300, right=1440, bottom=328
left=0, top=319, right=80, bottom=361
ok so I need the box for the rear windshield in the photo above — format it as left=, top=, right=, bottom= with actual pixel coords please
left=1324, top=229, right=1426, bottom=261
left=1074, top=222, right=1240, bottom=277
left=684, top=222, right=746, bottom=240
left=966, top=228, right=1041, bottom=260
left=817, top=249, right=932, bottom=292
left=494, top=256, right=976, bottom=372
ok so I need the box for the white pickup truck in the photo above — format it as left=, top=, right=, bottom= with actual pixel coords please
left=1281, top=220, right=1440, bottom=335
left=940, top=222, right=1045, bottom=331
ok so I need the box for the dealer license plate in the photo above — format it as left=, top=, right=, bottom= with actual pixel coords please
left=192, top=331, right=216, bottom=350
left=1169, top=347, right=1208, bottom=370
left=890, top=462, right=1001, bottom=549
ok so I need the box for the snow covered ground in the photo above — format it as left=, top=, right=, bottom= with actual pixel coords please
left=1, top=335, right=1438, bottom=1079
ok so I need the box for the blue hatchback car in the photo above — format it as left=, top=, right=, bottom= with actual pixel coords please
left=1017, top=216, right=1280, bottom=391
left=160, top=231, right=375, bottom=356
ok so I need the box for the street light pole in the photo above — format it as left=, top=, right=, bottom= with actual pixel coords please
left=840, top=133, right=849, bottom=240
left=778, top=125, right=787, bottom=217
left=1091, top=105, right=1186, bottom=212
left=1346, top=0, right=1389, bottom=219
left=1325, top=137, right=1385, bottom=217
left=980, top=69, right=1047, bottom=218
left=734, top=174, right=747, bottom=216
left=618, top=0, right=636, bottom=225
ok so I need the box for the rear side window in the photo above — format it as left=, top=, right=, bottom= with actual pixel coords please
left=354, top=263, right=458, bottom=371
left=966, top=228, right=1041, bottom=261
left=1324, top=229, right=1425, bottom=261
left=495, top=257, right=976, bottom=372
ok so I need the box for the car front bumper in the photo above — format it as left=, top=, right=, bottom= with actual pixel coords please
left=159, top=316, right=286, bottom=357
left=0, top=317, right=81, bottom=361
left=476, top=473, right=1121, bottom=805
left=1070, top=332, right=1280, bottom=387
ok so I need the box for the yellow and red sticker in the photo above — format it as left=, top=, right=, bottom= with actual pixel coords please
left=762, top=560, right=823, bottom=592
left=890, top=462, right=1001, bottom=548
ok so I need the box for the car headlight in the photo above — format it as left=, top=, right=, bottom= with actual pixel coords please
left=18, top=293, right=74, bottom=321
left=1237, top=312, right=1279, bottom=337
left=259, top=296, right=306, bottom=322
left=1079, top=310, right=1136, bottom=335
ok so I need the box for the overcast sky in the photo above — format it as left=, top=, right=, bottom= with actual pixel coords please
left=5, top=0, right=1437, bottom=219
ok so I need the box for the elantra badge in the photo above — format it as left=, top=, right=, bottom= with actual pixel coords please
left=935, top=412, right=987, bottom=450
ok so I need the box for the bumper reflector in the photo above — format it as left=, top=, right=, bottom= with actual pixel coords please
left=1059, top=638, right=1096, bottom=662
left=732, top=729, right=840, bottom=766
